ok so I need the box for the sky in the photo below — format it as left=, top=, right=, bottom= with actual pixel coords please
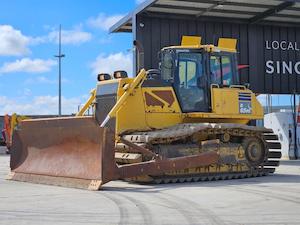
left=0, top=0, right=295, bottom=115
left=0, top=0, right=147, bottom=115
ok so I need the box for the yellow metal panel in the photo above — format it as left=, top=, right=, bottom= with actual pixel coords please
left=142, top=87, right=181, bottom=113
left=218, top=38, right=237, bottom=50
left=142, top=87, right=183, bottom=129
left=181, top=36, right=202, bottom=47
left=95, top=74, right=149, bottom=134
left=116, top=78, right=149, bottom=135
left=183, top=116, right=250, bottom=124
left=212, top=88, right=240, bottom=115
left=145, top=113, right=182, bottom=129
left=107, top=69, right=147, bottom=119
left=210, top=87, right=263, bottom=121
left=116, top=84, right=183, bottom=133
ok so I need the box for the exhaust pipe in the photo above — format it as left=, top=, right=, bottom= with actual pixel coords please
left=133, top=40, right=144, bottom=73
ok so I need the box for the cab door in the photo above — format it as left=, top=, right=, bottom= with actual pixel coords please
left=174, top=51, right=209, bottom=113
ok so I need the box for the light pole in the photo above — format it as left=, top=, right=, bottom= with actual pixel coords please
left=54, top=25, right=65, bottom=116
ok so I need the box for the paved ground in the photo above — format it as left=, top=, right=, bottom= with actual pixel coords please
left=0, top=146, right=7, bottom=154
left=1, top=153, right=300, bottom=225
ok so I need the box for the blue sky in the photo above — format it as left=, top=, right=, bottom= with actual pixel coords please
left=0, top=0, right=142, bottom=115
left=0, top=0, right=295, bottom=115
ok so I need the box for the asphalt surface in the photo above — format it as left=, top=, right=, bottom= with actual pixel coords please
left=0, top=146, right=7, bottom=155
left=1, top=151, right=300, bottom=225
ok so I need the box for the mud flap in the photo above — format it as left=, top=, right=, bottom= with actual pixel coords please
left=8, top=117, right=116, bottom=190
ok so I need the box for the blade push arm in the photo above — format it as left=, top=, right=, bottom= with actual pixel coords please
left=100, top=69, right=147, bottom=127
left=76, top=89, right=96, bottom=117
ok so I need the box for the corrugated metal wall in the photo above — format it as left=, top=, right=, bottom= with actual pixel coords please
left=136, top=15, right=300, bottom=94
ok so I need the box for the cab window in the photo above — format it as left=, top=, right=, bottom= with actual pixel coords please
left=210, top=56, right=222, bottom=84
left=210, top=55, right=234, bottom=86
left=179, top=60, right=198, bottom=88
left=222, top=56, right=233, bottom=85
left=161, top=51, right=174, bottom=82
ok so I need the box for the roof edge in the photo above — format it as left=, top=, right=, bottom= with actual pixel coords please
left=109, top=0, right=157, bottom=33
left=109, top=12, right=133, bottom=33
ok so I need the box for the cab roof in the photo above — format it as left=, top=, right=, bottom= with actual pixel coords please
left=162, top=36, right=237, bottom=53
left=162, top=45, right=237, bottom=53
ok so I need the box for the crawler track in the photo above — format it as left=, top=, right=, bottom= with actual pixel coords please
left=151, top=168, right=276, bottom=184
left=122, top=123, right=282, bottom=184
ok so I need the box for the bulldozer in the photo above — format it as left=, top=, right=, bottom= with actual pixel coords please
left=2, top=114, right=29, bottom=154
left=8, top=36, right=281, bottom=190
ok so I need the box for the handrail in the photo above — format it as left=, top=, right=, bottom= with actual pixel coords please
left=229, top=85, right=247, bottom=90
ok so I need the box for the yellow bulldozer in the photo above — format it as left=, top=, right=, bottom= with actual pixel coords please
left=2, top=114, right=29, bottom=154
left=8, top=36, right=281, bottom=190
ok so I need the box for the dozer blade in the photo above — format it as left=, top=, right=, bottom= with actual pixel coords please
left=8, top=117, right=117, bottom=190
left=7, top=117, right=220, bottom=190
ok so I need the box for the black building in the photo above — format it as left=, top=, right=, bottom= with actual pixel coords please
left=110, top=0, right=300, bottom=94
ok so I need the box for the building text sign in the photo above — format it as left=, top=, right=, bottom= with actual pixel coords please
left=265, top=41, right=300, bottom=75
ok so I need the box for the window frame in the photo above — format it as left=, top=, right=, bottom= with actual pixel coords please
left=178, top=56, right=199, bottom=89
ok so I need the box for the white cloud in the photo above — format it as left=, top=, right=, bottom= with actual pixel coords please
left=23, top=88, right=32, bottom=96
left=24, top=76, right=69, bottom=85
left=0, top=95, right=82, bottom=115
left=90, top=52, right=132, bottom=76
left=30, top=26, right=92, bottom=45
left=87, top=13, right=124, bottom=31
left=0, top=25, right=31, bottom=56
left=47, top=28, right=92, bottom=45
left=0, top=24, right=91, bottom=58
left=0, top=58, right=57, bottom=74
left=25, top=76, right=56, bottom=84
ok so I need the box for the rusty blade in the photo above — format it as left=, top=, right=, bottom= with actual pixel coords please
left=9, top=117, right=116, bottom=190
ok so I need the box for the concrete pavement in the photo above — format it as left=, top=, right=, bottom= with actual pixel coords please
left=0, top=146, right=7, bottom=155
left=1, top=154, right=300, bottom=225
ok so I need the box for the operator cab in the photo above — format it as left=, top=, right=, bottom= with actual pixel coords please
left=159, top=36, right=239, bottom=113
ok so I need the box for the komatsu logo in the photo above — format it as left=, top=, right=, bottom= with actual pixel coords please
left=239, top=93, right=252, bottom=114
left=265, top=40, right=300, bottom=75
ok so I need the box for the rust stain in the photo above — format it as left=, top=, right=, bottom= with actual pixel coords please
left=144, top=92, right=164, bottom=107
left=152, top=90, right=175, bottom=106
